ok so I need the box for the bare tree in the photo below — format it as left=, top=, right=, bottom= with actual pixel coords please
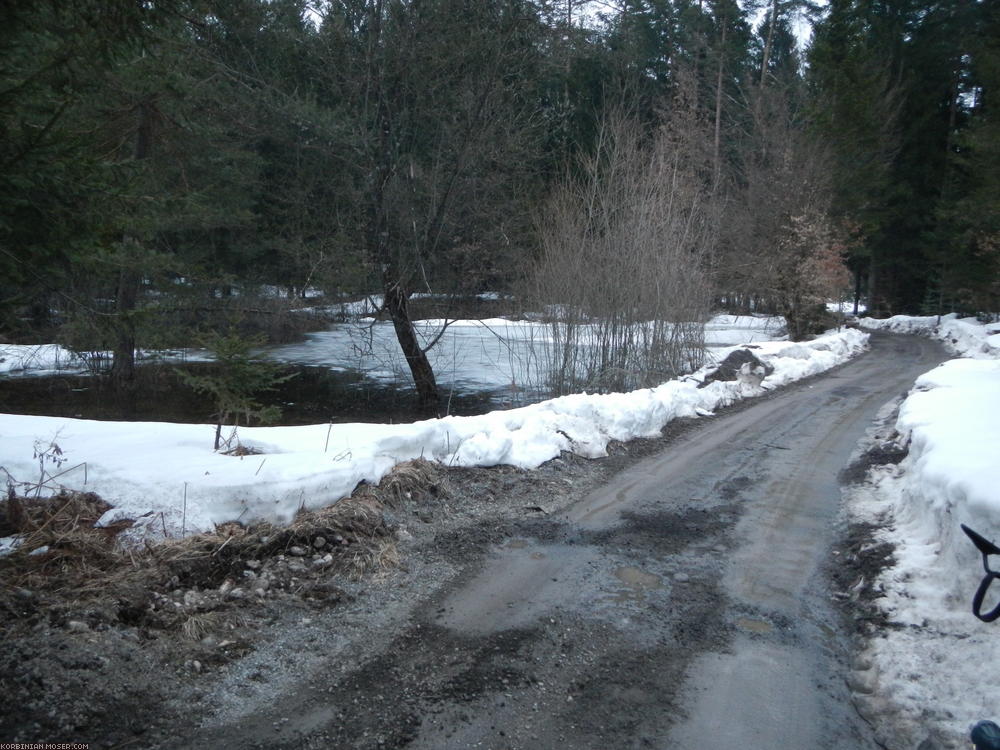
left=717, top=85, right=852, bottom=337
left=530, top=93, right=716, bottom=395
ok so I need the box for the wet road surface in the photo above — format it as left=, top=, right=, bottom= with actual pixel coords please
left=169, top=332, right=945, bottom=749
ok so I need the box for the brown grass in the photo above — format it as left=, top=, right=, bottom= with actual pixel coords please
left=0, top=459, right=444, bottom=630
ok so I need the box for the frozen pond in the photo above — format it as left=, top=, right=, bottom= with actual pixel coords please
left=261, top=314, right=788, bottom=398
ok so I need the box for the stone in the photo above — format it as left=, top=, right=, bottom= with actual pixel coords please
left=698, top=349, right=774, bottom=389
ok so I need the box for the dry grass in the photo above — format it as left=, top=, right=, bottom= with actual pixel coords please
left=0, top=459, right=444, bottom=629
left=355, top=458, right=441, bottom=507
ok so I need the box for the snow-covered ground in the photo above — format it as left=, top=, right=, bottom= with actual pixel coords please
left=0, top=327, right=866, bottom=547
left=852, top=314, right=1000, bottom=747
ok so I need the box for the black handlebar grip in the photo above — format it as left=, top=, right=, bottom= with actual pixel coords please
left=972, top=571, right=1000, bottom=622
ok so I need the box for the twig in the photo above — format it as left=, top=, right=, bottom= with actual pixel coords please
left=212, top=536, right=234, bottom=557
left=182, top=483, right=188, bottom=537
left=255, top=458, right=266, bottom=476
left=325, top=422, right=333, bottom=453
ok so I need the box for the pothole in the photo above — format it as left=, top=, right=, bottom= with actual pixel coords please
left=614, top=566, right=663, bottom=589
left=735, top=616, right=774, bottom=634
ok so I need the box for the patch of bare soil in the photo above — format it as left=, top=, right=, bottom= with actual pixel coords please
left=0, top=465, right=423, bottom=747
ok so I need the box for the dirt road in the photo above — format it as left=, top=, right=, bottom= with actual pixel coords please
left=161, top=332, right=944, bottom=749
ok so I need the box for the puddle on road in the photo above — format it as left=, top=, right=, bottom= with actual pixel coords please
left=614, top=566, right=662, bottom=589
left=606, top=566, right=663, bottom=604
left=735, top=617, right=774, bottom=634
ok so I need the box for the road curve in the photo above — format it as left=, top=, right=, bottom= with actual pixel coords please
left=170, top=332, right=946, bottom=750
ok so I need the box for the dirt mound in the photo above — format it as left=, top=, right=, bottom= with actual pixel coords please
left=0, top=459, right=444, bottom=746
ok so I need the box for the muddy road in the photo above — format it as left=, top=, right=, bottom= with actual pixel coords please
left=158, top=333, right=945, bottom=750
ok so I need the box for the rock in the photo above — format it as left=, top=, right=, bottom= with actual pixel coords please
left=673, top=572, right=690, bottom=582
left=698, top=349, right=774, bottom=389
left=192, top=660, right=202, bottom=673
left=245, top=559, right=262, bottom=570
left=227, top=587, right=246, bottom=600
left=289, top=545, right=308, bottom=556
left=218, top=579, right=235, bottom=596
left=313, top=536, right=326, bottom=549
left=66, top=620, right=90, bottom=632
left=13, top=587, right=34, bottom=601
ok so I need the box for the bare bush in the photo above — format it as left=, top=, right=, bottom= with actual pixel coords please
left=529, top=100, right=716, bottom=395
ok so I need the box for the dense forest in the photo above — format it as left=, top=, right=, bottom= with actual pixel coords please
left=2, top=0, right=997, bottom=406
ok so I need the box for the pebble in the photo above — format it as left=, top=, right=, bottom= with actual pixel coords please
left=289, top=546, right=308, bottom=556
left=313, top=536, right=326, bottom=549
left=674, top=572, right=690, bottom=582
left=245, top=559, right=262, bottom=569
left=66, top=620, right=90, bottom=632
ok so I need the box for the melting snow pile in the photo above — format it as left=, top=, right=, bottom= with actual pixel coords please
left=0, top=328, right=867, bottom=540
left=848, top=316, right=1000, bottom=746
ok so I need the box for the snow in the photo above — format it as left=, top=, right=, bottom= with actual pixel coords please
left=263, top=313, right=788, bottom=397
left=0, top=328, right=867, bottom=545
left=859, top=312, right=1000, bottom=359
left=0, top=343, right=211, bottom=377
left=0, top=344, right=89, bottom=375
left=847, top=314, right=1000, bottom=746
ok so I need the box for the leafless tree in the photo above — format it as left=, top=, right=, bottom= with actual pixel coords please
left=529, top=93, right=716, bottom=395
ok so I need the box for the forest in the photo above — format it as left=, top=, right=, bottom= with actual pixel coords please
left=1, top=0, right=997, bottom=409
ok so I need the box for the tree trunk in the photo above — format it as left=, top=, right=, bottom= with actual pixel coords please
left=760, top=0, right=778, bottom=86
left=384, top=278, right=440, bottom=410
left=111, top=268, right=139, bottom=384
left=713, top=21, right=727, bottom=189
left=111, top=97, right=154, bottom=387
left=853, top=263, right=862, bottom=316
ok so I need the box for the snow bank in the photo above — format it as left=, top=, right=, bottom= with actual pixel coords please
left=859, top=312, right=1000, bottom=359
left=845, top=316, right=1000, bottom=745
left=0, top=329, right=867, bottom=539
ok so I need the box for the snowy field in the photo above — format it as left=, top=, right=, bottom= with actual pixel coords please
left=853, top=314, right=1000, bottom=747
left=0, top=326, right=867, bottom=549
